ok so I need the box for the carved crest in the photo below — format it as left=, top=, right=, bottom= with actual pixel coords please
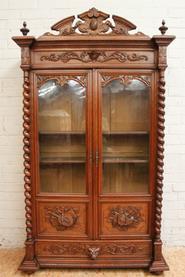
left=45, top=206, right=79, bottom=231
left=42, top=7, right=146, bottom=37
left=109, top=206, right=143, bottom=231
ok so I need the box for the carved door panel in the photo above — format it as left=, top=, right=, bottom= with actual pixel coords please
left=34, top=70, right=93, bottom=239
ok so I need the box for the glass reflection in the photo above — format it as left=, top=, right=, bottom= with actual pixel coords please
left=102, top=78, right=150, bottom=193
left=38, top=78, right=86, bottom=194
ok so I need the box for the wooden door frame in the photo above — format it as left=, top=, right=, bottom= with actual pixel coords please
left=31, top=69, right=94, bottom=239
left=94, top=69, right=156, bottom=240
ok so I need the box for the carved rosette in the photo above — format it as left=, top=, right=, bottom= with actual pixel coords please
left=109, top=206, right=143, bottom=231
left=45, top=206, right=79, bottom=231
left=101, top=74, right=151, bottom=87
left=37, top=75, right=87, bottom=89
left=40, top=51, right=148, bottom=64
left=23, top=70, right=32, bottom=241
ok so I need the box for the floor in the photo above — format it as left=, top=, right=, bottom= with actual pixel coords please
left=0, top=247, right=185, bottom=277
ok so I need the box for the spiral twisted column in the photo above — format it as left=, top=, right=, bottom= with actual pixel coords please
left=155, top=67, right=166, bottom=244
left=23, top=70, right=33, bottom=241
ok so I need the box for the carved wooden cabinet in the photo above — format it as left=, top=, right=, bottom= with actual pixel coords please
left=12, top=8, right=175, bottom=274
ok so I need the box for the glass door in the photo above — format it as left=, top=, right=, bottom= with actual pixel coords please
left=37, top=73, right=91, bottom=194
left=99, top=72, right=151, bottom=194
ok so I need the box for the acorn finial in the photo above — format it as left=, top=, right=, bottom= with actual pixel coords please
left=20, top=21, right=29, bottom=36
left=159, top=20, right=168, bottom=35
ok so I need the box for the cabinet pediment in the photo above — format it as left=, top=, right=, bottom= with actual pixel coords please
left=42, top=7, right=146, bottom=37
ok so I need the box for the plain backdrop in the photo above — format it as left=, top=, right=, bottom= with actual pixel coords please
left=0, top=0, right=185, bottom=247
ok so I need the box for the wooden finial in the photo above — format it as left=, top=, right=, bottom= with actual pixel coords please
left=20, top=21, right=29, bottom=36
left=159, top=20, right=168, bottom=35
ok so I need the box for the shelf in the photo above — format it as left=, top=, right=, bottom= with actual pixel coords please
left=40, top=156, right=86, bottom=165
left=39, top=131, right=148, bottom=135
left=103, top=131, right=149, bottom=135
left=103, top=157, right=148, bottom=163
left=39, top=131, right=85, bottom=135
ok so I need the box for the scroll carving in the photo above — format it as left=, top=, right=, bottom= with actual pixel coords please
left=45, top=207, right=79, bottom=231
left=44, top=243, right=144, bottom=256
left=101, top=74, right=151, bottom=87
left=42, top=7, right=147, bottom=37
left=102, top=244, right=143, bottom=255
left=109, top=206, right=143, bottom=231
left=37, top=75, right=87, bottom=88
left=44, top=244, right=86, bottom=255
left=23, top=70, right=33, bottom=241
left=40, top=51, right=148, bottom=64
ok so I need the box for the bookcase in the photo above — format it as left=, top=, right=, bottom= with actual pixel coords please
left=12, top=8, right=175, bottom=274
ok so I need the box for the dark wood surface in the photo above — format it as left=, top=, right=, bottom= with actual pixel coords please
left=12, top=7, right=175, bottom=275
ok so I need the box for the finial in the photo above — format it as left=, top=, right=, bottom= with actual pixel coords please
left=159, top=20, right=168, bottom=35
left=20, top=21, right=29, bottom=36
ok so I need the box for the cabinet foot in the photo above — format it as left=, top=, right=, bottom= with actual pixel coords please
left=19, top=257, right=39, bottom=274
left=149, top=255, right=169, bottom=274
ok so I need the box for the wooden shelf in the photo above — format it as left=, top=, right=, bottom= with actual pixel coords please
left=103, top=157, right=148, bottom=163
left=40, top=157, right=86, bottom=165
left=103, top=131, right=149, bottom=135
left=39, top=131, right=85, bottom=135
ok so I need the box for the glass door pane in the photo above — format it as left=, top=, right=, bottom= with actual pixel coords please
left=101, top=76, right=150, bottom=193
left=38, top=77, right=87, bottom=193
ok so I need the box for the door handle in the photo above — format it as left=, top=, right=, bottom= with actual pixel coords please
left=95, top=151, right=99, bottom=167
left=89, top=152, right=92, bottom=162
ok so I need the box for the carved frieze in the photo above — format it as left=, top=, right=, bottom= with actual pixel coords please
left=109, top=206, right=143, bottom=231
left=45, top=206, right=79, bottom=231
left=43, top=243, right=144, bottom=257
left=40, top=51, right=148, bottom=64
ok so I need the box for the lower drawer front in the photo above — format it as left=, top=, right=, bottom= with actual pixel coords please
left=36, top=240, right=152, bottom=259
